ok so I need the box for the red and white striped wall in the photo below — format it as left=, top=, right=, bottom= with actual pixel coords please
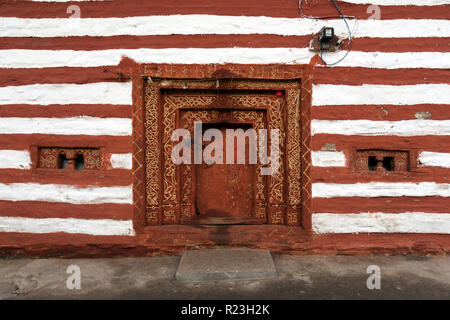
left=0, top=0, right=449, bottom=244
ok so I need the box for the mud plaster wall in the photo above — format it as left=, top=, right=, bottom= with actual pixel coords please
left=0, top=0, right=449, bottom=256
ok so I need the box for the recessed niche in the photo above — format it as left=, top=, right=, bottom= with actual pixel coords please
left=38, top=147, right=101, bottom=170
left=355, top=149, right=410, bottom=172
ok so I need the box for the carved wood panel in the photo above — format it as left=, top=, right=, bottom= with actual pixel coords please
left=143, top=79, right=302, bottom=227
left=354, top=149, right=410, bottom=172
left=37, top=147, right=102, bottom=170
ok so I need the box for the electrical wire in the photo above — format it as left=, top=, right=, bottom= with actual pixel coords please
left=299, top=0, right=355, bottom=67
left=319, top=0, right=353, bottom=66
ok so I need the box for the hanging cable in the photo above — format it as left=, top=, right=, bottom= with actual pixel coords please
left=320, top=0, right=353, bottom=66
left=299, top=0, right=355, bottom=67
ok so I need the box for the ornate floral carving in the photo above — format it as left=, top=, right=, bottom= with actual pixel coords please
left=267, top=98, right=284, bottom=204
left=355, top=150, right=409, bottom=172
left=38, top=147, right=102, bottom=170
left=144, top=84, right=161, bottom=207
left=143, top=79, right=303, bottom=226
left=270, top=208, right=285, bottom=225
left=256, top=206, right=266, bottom=219
left=146, top=210, right=159, bottom=225
left=162, top=95, right=179, bottom=205
left=180, top=108, right=266, bottom=218
left=286, top=88, right=302, bottom=206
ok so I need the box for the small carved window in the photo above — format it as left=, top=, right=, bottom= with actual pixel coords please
left=355, top=150, right=409, bottom=172
left=38, top=147, right=102, bottom=170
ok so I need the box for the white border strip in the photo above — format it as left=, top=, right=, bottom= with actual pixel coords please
left=0, top=150, right=31, bottom=169
left=313, top=84, right=450, bottom=106
left=319, top=51, right=450, bottom=70
left=419, top=152, right=450, bottom=168
left=31, top=0, right=109, bottom=2
left=312, top=212, right=450, bottom=234
left=0, top=16, right=448, bottom=38
left=0, top=48, right=312, bottom=68
left=0, top=82, right=132, bottom=105
left=26, top=0, right=450, bottom=5
left=311, top=151, right=346, bottom=167
left=312, top=182, right=450, bottom=198
left=311, top=120, right=450, bottom=136
left=0, top=183, right=132, bottom=204
left=0, top=49, right=449, bottom=69
left=110, top=153, right=132, bottom=169
left=27, top=0, right=450, bottom=4
left=0, top=117, right=132, bottom=136
left=0, top=216, right=134, bottom=236
left=341, top=0, right=450, bottom=5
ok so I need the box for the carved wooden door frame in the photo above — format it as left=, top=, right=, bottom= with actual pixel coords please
left=130, top=64, right=313, bottom=233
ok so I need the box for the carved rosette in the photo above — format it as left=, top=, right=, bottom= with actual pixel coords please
left=38, top=148, right=58, bottom=168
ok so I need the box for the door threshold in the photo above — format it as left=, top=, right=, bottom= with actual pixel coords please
left=180, top=216, right=266, bottom=225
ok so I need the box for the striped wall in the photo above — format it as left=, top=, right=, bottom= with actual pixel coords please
left=0, top=0, right=449, bottom=239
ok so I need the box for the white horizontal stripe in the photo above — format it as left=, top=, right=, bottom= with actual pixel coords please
left=313, top=84, right=450, bottom=106
left=32, top=0, right=449, bottom=3
left=1, top=49, right=448, bottom=69
left=311, top=151, right=346, bottom=167
left=31, top=0, right=108, bottom=2
left=0, top=117, right=132, bottom=136
left=311, top=120, right=450, bottom=136
left=342, top=0, right=450, bottom=5
left=0, top=217, right=134, bottom=236
left=319, top=51, right=450, bottom=69
left=0, top=83, right=132, bottom=105
left=0, top=150, right=31, bottom=169
left=0, top=48, right=312, bottom=68
left=313, top=212, right=450, bottom=234
left=312, top=182, right=450, bottom=198
left=0, top=183, right=132, bottom=204
left=110, top=153, right=132, bottom=169
left=0, top=16, right=448, bottom=38
left=419, top=152, right=450, bottom=168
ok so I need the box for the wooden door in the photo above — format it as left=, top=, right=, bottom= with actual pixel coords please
left=193, top=123, right=259, bottom=224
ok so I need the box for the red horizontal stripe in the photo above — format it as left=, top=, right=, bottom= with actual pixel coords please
left=0, top=231, right=449, bottom=257
left=341, top=37, right=450, bottom=53
left=313, top=196, right=450, bottom=213
left=312, top=105, right=450, bottom=121
left=0, top=0, right=448, bottom=19
left=0, top=36, right=448, bottom=53
left=2, top=67, right=449, bottom=88
left=0, top=135, right=132, bottom=153
left=0, top=232, right=136, bottom=259
left=0, top=169, right=131, bottom=186
left=0, top=104, right=131, bottom=118
left=312, top=135, right=450, bottom=153
left=313, top=68, right=450, bottom=85
left=312, top=167, right=450, bottom=183
left=0, top=201, right=132, bottom=220
left=0, top=35, right=312, bottom=50
left=0, top=67, right=120, bottom=87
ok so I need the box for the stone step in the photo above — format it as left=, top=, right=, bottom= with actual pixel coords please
left=175, top=248, right=277, bottom=281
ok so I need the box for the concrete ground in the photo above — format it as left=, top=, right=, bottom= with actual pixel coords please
left=0, top=252, right=449, bottom=300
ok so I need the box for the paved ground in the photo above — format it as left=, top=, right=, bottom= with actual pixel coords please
left=0, top=251, right=449, bottom=300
